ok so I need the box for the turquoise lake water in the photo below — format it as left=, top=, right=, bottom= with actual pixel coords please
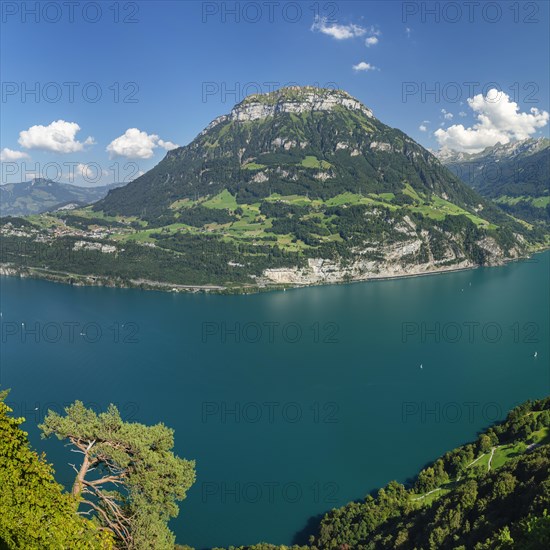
left=1, top=252, right=549, bottom=549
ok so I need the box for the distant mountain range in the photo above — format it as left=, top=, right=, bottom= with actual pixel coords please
left=1, top=87, right=547, bottom=291
left=436, top=138, right=549, bottom=226
left=0, top=179, right=126, bottom=217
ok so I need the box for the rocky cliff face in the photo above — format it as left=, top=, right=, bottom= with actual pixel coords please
left=231, top=87, right=374, bottom=121
left=201, top=87, right=374, bottom=134
left=261, top=226, right=525, bottom=285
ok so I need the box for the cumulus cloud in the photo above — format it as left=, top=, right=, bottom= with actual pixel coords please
left=352, top=62, right=378, bottom=72
left=74, top=163, right=109, bottom=183
left=0, top=148, right=30, bottom=161
left=435, top=89, right=549, bottom=152
left=441, top=109, right=454, bottom=120
left=365, top=36, right=379, bottom=46
left=158, top=139, right=179, bottom=151
left=459, top=111, right=467, bottom=117
left=311, top=16, right=366, bottom=39
left=18, top=120, right=94, bottom=153
left=106, top=128, right=179, bottom=159
left=419, top=125, right=428, bottom=132
left=75, top=163, right=91, bottom=180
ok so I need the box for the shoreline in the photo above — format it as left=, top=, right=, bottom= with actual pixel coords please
left=0, top=248, right=546, bottom=295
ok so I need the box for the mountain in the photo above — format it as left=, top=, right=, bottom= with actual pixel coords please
left=0, top=179, right=126, bottom=217
left=1, top=87, right=546, bottom=291
left=96, top=87, right=484, bottom=222
left=437, top=138, right=550, bottom=226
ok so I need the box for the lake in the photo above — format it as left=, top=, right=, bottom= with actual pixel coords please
left=1, top=252, right=549, bottom=549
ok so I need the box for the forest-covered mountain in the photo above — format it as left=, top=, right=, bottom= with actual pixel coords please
left=437, top=138, right=550, bottom=226
left=0, top=178, right=125, bottom=216
left=96, top=87, right=486, bottom=221
left=1, top=88, right=547, bottom=291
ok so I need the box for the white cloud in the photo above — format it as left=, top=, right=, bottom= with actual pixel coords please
left=405, top=27, right=412, bottom=38
left=0, top=148, right=30, bottom=161
left=77, top=163, right=94, bottom=179
left=311, top=16, right=366, bottom=39
left=18, top=120, right=94, bottom=153
left=419, top=125, right=428, bottom=132
left=352, top=61, right=378, bottom=72
left=106, top=128, right=179, bottom=159
left=75, top=163, right=109, bottom=182
left=459, top=111, right=467, bottom=117
left=365, top=36, right=379, bottom=46
left=158, top=139, right=179, bottom=151
left=435, top=89, right=549, bottom=152
left=444, top=112, right=454, bottom=120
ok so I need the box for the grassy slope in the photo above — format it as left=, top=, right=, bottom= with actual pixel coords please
left=69, top=183, right=498, bottom=251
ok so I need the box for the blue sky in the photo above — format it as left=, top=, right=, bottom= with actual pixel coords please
left=1, top=0, right=549, bottom=185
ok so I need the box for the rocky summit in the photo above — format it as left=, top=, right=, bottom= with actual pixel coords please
left=213, top=87, right=374, bottom=124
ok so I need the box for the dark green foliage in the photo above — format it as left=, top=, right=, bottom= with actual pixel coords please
left=0, top=390, right=113, bottom=550
left=58, top=214, right=127, bottom=229
left=0, top=216, right=37, bottom=228
left=213, top=545, right=308, bottom=550
left=40, top=402, right=196, bottom=550
left=176, top=206, right=236, bottom=227
left=499, top=200, right=550, bottom=225
left=259, top=201, right=310, bottom=218
left=309, top=397, right=550, bottom=549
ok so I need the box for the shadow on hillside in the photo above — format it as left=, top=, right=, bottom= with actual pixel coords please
left=291, top=512, right=325, bottom=545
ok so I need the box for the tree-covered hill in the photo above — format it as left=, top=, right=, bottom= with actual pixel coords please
left=0, top=179, right=125, bottom=217
left=2, top=88, right=547, bottom=291
left=95, top=87, right=485, bottom=224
